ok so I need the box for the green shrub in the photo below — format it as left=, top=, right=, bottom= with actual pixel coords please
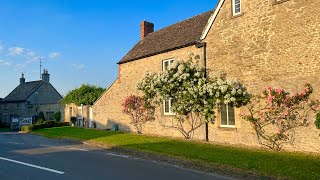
left=21, top=125, right=31, bottom=132
left=70, top=116, right=77, bottom=124
left=315, top=112, right=320, bottom=129
left=53, top=111, right=61, bottom=122
left=35, top=119, right=45, bottom=125
left=28, top=122, right=70, bottom=131
left=37, top=112, right=46, bottom=121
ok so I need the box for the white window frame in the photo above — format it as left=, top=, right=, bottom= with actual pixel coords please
left=163, top=99, right=175, bottom=116
left=232, top=0, right=242, bottom=16
left=162, top=59, right=174, bottom=71
left=220, top=104, right=236, bottom=128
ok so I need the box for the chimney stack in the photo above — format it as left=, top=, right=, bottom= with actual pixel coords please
left=41, top=69, right=50, bottom=83
left=140, top=20, right=154, bottom=40
left=20, top=73, right=25, bottom=85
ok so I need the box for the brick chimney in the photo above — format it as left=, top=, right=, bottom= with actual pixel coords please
left=140, top=20, right=154, bottom=40
left=20, top=73, right=25, bottom=85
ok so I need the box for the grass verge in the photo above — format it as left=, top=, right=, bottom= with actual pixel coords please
left=34, top=127, right=320, bottom=180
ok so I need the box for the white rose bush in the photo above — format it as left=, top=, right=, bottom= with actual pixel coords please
left=137, top=57, right=250, bottom=139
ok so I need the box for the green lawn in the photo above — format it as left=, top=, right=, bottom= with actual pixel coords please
left=34, top=127, right=320, bottom=180
left=0, top=128, right=10, bottom=132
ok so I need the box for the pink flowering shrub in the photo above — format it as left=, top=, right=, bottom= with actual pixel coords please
left=241, top=83, right=319, bottom=151
left=122, top=95, right=155, bottom=134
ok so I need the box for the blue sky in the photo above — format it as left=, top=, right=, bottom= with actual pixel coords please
left=0, top=0, right=217, bottom=97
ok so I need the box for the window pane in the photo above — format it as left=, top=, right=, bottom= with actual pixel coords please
left=164, top=61, right=169, bottom=70
left=228, top=105, right=235, bottom=126
left=220, top=105, right=228, bottom=125
left=170, top=99, right=175, bottom=113
left=234, top=0, right=241, bottom=14
left=164, top=100, right=170, bottom=113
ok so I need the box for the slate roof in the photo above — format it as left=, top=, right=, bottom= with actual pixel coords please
left=2, top=81, right=43, bottom=102
left=118, top=10, right=213, bottom=64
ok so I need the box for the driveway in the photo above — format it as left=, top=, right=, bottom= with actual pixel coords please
left=0, top=132, right=234, bottom=180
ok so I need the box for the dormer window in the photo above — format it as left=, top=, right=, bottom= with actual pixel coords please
left=232, top=0, right=241, bottom=16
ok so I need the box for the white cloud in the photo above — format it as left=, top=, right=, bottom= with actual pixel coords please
left=15, top=63, right=26, bottom=68
left=48, top=52, right=61, bottom=59
left=72, top=64, right=85, bottom=70
left=0, top=59, right=12, bottom=66
left=8, top=47, right=24, bottom=56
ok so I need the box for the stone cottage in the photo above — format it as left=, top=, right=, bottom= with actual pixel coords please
left=94, top=0, right=320, bottom=153
left=0, top=70, right=64, bottom=127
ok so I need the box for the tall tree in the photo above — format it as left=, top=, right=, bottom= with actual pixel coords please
left=62, top=84, right=105, bottom=106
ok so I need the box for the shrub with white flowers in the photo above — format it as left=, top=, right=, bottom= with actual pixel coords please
left=137, top=56, right=250, bottom=139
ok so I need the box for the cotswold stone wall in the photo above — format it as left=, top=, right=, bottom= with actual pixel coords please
left=93, top=46, right=206, bottom=138
left=93, top=0, right=320, bottom=153
left=204, top=0, right=320, bottom=152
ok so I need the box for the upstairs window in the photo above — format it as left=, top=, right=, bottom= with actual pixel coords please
left=163, top=99, right=175, bottom=116
left=4, top=103, right=8, bottom=110
left=162, top=59, right=174, bottom=71
left=220, top=104, right=236, bottom=127
left=232, top=0, right=241, bottom=16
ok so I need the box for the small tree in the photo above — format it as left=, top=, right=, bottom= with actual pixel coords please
left=138, top=58, right=250, bottom=139
left=122, top=95, right=155, bottom=134
left=62, top=84, right=105, bottom=106
left=241, top=83, right=318, bottom=151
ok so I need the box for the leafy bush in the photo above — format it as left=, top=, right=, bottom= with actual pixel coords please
left=24, top=121, right=70, bottom=132
left=21, top=125, right=31, bottom=132
left=37, top=112, right=46, bottom=121
left=241, top=83, right=319, bottom=151
left=62, top=84, right=105, bottom=106
left=122, top=95, right=155, bottom=134
left=35, top=119, right=45, bottom=125
left=315, top=112, right=320, bottom=129
left=70, top=117, right=77, bottom=124
left=53, top=111, right=61, bottom=122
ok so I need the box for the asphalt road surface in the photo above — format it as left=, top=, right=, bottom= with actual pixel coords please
left=0, top=132, right=234, bottom=180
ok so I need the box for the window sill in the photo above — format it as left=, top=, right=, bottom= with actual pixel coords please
left=273, top=0, right=289, bottom=5
left=232, top=12, right=244, bottom=19
left=163, top=114, right=175, bottom=117
left=219, top=126, right=237, bottom=131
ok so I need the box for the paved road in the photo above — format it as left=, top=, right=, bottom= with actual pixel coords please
left=0, top=132, right=234, bottom=180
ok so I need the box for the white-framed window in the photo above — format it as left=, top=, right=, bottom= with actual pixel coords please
left=162, top=59, right=174, bottom=71
left=163, top=99, right=175, bottom=116
left=232, top=0, right=241, bottom=16
left=220, top=104, right=236, bottom=127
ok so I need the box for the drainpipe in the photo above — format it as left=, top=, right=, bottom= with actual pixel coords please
left=196, top=42, right=209, bottom=142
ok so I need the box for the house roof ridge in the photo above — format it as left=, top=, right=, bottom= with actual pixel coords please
left=118, top=10, right=213, bottom=64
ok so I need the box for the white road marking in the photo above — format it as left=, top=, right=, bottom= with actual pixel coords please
left=39, top=144, right=52, bottom=147
left=0, top=157, right=65, bottom=175
left=8, top=142, right=24, bottom=145
left=106, top=153, right=130, bottom=158
left=68, top=147, right=89, bottom=152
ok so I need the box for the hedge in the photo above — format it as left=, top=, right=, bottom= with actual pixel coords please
left=21, top=120, right=70, bottom=132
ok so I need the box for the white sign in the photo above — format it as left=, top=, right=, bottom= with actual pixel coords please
left=12, top=118, right=19, bottom=123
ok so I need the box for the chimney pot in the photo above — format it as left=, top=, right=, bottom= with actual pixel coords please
left=140, top=20, right=154, bottom=40
left=42, top=69, right=50, bottom=83
left=20, top=73, right=25, bottom=85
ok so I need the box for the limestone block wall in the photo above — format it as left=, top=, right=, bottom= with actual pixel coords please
left=204, top=0, right=320, bottom=152
left=93, top=0, right=320, bottom=153
left=93, top=46, right=206, bottom=139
